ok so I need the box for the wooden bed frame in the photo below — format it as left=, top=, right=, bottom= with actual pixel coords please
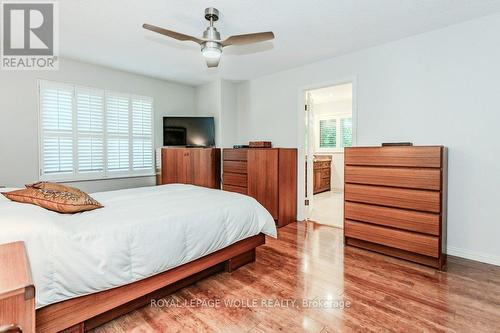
left=0, top=234, right=265, bottom=333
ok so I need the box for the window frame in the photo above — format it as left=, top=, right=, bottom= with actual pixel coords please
left=38, top=80, right=75, bottom=181
left=38, top=80, right=155, bottom=182
left=315, top=113, right=352, bottom=153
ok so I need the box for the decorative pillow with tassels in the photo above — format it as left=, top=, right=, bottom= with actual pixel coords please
left=2, top=182, right=103, bottom=214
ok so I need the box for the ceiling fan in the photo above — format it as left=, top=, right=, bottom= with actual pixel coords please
left=143, top=7, right=275, bottom=68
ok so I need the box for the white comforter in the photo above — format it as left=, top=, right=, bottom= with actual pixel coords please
left=0, top=184, right=277, bottom=308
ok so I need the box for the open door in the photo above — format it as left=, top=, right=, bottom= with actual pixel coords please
left=305, top=92, right=315, bottom=220
left=303, top=82, right=354, bottom=228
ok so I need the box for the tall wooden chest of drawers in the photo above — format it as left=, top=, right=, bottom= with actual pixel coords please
left=344, top=146, right=447, bottom=269
left=222, top=148, right=297, bottom=228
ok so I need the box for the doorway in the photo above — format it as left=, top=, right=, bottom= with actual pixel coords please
left=304, top=82, right=354, bottom=228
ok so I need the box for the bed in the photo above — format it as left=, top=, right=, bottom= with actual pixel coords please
left=0, top=184, right=277, bottom=332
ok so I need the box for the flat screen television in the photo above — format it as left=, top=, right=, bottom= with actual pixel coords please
left=163, top=116, right=215, bottom=147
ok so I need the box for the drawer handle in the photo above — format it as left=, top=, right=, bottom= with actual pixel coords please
left=0, top=324, right=22, bottom=333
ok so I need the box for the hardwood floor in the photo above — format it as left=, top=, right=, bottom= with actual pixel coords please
left=90, top=222, right=500, bottom=332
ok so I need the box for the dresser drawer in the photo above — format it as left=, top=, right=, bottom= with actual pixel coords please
left=345, top=183, right=441, bottom=213
left=322, top=169, right=331, bottom=179
left=345, top=202, right=439, bottom=235
left=223, top=184, right=247, bottom=195
left=345, top=166, right=441, bottom=191
left=223, top=149, right=247, bottom=161
left=224, top=173, right=248, bottom=187
left=223, top=161, right=247, bottom=174
left=345, top=220, right=439, bottom=257
left=314, top=161, right=331, bottom=169
left=345, top=146, right=442, bottom=168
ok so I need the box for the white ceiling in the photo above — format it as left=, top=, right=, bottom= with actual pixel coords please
left=310, top=83, right=352, bottom=104
left=60, top=0, right=500, bottom=86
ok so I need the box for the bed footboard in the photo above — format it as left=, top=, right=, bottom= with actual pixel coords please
left=0, top=242, right=35, bottom=333
left=1, top=234, right=265, bottom=333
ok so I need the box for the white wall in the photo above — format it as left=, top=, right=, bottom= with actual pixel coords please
left=195, top=79, right=239, bottom=148
left=220, top=81, right=239, bottom=148
left=195, top=80, right=221, bottom=146
left=235, top=13, right=500, bottom=265
left=314, top=100, right=352, bottom=116
left=330, top=153, right=344, bottom=190
left=0, top=58, right=195, bottom=193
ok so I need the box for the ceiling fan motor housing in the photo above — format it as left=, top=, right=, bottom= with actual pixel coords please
left=203, top=7, right=221, bottom=52
left=203, top=26, right=220, bottom=41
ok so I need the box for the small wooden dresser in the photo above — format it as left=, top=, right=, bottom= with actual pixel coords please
left=313, top=157, right=332, bottom=194
left=222, top=148, right=297, bottom=227
left=344, top=146, right=447, bottom=269
left=158, top=147, right=221, bottom=189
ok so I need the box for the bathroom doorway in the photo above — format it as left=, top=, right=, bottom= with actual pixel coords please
left=304, top=82, right=354, bottom=228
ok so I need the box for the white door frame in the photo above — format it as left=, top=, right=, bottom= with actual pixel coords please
left=296, top=77, right=358, bottom=222
left=304, top=92, right=315, bottom=220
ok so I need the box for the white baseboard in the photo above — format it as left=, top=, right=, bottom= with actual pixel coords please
left=447, top=246, right=500, bottom=266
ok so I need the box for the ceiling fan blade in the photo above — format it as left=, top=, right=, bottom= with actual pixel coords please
left=222, top=31, right=274, bottom=47
left=143, top=23, right=203, bottom=44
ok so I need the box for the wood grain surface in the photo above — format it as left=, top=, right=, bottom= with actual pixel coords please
left=345, top=219, right=439, bottom=257
left=89, top=222, right=500, bottom=333
left=345, top=183, right=441, bottom=213
left=0, top=241, right=35, bottom=333
left=344, top=165, right=441, bottom=190
left=345, top=201, right=440, bottom=235
left=345, top=146, right=442, bottom=167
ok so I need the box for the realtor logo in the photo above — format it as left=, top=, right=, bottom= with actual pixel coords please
left=1, top=1, right=59, bottom=70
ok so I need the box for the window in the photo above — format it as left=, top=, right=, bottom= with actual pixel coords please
left=106, top=93, right=130, bottom=172
left=39, top=80, right=154, bottom=181
left=131, top=97, right=153, bottom=170
left=319, top=119, right=337, bottom=148
left=341, top=118, right=352, bottom=148
left=76, top=87, right=104, bottom=175
left=40, top=82, right=74, bottom=176
left=316, top=115, right=352, bottom=151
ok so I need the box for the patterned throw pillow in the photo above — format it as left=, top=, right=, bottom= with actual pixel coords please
left=2, top=182, right=103, bottom=214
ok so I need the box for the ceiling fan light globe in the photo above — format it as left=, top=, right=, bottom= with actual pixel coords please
left=203, top=48, right=222, bottom=59
left=201, top=42, right=222, bottom=59
left=201, top=41, right=222, bottom=67
left=206, top=57, right=221, bottom=68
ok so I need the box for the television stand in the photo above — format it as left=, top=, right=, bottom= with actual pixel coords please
left=157, top=147, right=221, bottom=189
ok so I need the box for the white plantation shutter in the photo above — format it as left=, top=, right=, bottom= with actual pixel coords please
left=42, top=137, right=73, bottom=174
left=341, top=117, right=353, bottom=148
left=39, top=82, right=74, bottom=176
left=316, top=115, right=353, bottom=152
left=319, top=119, right=336, bottom=148
left=39, top=80, right=154, bottom=181
left=76, top=88, right=104, bottom=174
left=131, top=97, right=153, bottom=171
left=106, top=94, right=130, bottom=172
